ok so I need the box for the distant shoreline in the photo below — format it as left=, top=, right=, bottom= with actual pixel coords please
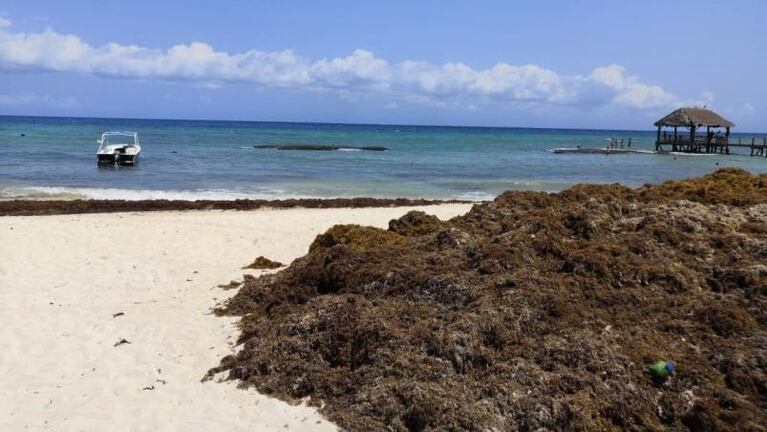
left=0, top=197, right=473, bottom=216
left=0, top=113, right=664, bottom=134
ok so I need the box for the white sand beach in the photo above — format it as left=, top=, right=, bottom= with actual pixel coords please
left=0, top=204, right=471, bottom=431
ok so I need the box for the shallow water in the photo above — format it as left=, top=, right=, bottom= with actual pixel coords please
left=1, top=116, right=765, bottom=200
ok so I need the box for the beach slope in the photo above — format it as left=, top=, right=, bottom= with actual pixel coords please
left=0, top=204, right=471, bottom=431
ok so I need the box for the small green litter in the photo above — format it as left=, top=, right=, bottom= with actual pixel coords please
left=648, top=360, right=675, bottom=382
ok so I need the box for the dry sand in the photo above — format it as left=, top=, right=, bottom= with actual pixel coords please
left=0, top=204, right=471, bottom=431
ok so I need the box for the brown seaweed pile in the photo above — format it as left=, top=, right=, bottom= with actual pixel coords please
left=243, top=256, right=284, bottom=270
left=209, top=168, right=767, bottom=431
left=0, top=197, right=463, bottom=216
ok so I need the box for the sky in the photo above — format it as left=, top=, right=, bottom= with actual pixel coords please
left=0, top=1, right=765, bottom=130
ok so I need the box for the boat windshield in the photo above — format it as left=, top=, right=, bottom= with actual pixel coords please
left=99, top=132, right=138, bottom=150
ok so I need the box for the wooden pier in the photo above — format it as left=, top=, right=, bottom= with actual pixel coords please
left=653, top=107, right=766, bottom=157
left=607, top=137, right=633, bottom=149
left=746, top=138, right=767, bottom=157
left=655, top=135, right=767, bottom=156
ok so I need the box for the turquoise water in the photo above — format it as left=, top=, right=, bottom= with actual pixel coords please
left=1, top=116, right=765, bottom=200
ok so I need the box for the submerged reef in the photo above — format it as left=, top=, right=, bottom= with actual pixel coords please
left=209, top=168, right=767, bottom=431
left=253, top=144, right=389, bottom=151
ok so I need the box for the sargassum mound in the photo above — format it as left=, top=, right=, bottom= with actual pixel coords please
left=209, top=168, right=767, bottom=431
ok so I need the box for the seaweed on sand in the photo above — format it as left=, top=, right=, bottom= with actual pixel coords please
left=0, top=197, right=464, bottom=216
left=208, top=169, right=767, bottom=431
left=243, top=256, right=284, bottom=270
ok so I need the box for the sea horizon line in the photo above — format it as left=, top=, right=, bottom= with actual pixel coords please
left=7, top=113, right=753, bottom=135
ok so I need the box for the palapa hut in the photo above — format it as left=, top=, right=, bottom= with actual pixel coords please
left=654, top=107, right=735, bottom=154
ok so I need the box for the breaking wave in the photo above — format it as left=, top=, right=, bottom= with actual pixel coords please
left=0, top=185, right=299, bottom=201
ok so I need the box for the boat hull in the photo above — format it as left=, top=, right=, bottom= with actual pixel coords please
left=97, top=152, right=140, bottom=166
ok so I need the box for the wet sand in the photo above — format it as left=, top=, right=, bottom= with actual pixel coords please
left=0, top=204, right=472, bottom=431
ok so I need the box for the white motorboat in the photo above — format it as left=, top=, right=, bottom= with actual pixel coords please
left=97, top=131, right=141, bottom=165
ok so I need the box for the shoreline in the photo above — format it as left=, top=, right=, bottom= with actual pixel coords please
left=0, top=197, right=473, bottom=217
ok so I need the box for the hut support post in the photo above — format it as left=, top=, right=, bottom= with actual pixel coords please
left=674, top=127, right=678, bottom=152
left=690, top=126, right=696, bottom=153
left=656, top=127, right=661, bottom=151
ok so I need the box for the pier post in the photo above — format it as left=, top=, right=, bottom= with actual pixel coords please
left=690, top=125, right=696, bottom=153
left=655, top=127, right=660, bottom=151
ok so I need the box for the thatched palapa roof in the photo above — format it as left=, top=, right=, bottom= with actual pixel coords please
left=654, top=107, right=734, bottom=128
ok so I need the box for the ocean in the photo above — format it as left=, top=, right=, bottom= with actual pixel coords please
left=1, top=115, right=765, bottom=201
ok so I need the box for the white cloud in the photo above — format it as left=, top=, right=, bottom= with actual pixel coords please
left=0, top=22, right=683, bottom=110
left=0, top=93, right=79, bottom=108
left=310, top=49, right=390, bottom=90
left=590, top=65, right=677, bottom=109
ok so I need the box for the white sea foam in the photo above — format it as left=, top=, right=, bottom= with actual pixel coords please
left=0, top=179, right=577, bottom=203
left=443, top=179, right=576, bottom=197
left=0, top=185, right=301, bottom=201
left=665, top=152, right=720, bottom=157
left=453, top=191, right=496, bottom=201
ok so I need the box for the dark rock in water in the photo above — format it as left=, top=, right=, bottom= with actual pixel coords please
left=208, top=168, right=767, bottom=431
left=254, top=144, right=337, bottom=151
left=20, top=133, right=26, bottom=137
left=252, top=144, right=389, bottom=151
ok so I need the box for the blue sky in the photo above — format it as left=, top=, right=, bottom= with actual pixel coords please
left=0, top=0, right=764, bottom=130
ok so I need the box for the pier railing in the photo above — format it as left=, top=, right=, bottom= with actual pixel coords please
left=656, top=136, right=767, bottom=156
